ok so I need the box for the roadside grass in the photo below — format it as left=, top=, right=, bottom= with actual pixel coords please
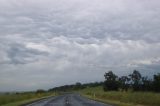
left=0, top=92, right=55, bottom=106
left=79, top=86, right=160, bottom=106
left=1, top=98, right=42, bottom=106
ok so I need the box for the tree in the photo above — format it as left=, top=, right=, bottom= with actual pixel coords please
left=36, top=89, right=46, bottom=94
left=119, top=76, right=130, bottom=91
left=74, top=82, right=83, bottom=90
left=104, top=71, right=119, bottom=91
left=141, top=76, right=153, bottom=91
left=153, top=73, right=160, bottom=92
left=129, top=70, right=142, bottom=91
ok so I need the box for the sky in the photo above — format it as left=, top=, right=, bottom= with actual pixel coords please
left=0, top=0, right=160, bottom=91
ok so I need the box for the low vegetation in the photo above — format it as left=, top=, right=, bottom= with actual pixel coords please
left=79, top=86, right=160, bottom=106
left=0, top=91, right=55, bottom=106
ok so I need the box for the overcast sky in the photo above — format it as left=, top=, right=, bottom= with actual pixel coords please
left=0, top=0, right=160, bottom=91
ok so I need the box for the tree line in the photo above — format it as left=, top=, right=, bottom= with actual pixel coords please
left=104, top=70, right=160, bottom=92
left=47, top=70, right=160, bottom=93
left=48, top=82, right=103, bottom=92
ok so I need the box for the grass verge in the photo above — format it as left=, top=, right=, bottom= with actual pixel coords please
left=79, top=86, right=160, bottom=106
left=0, top=92, right=55, bottom=106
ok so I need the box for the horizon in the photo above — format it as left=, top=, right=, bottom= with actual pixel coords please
left=0, top=0, right=160, bottom=91
left=0, top=70, right=158, bottom=92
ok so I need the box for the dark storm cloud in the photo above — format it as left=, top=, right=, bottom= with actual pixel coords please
left=6, top=43, right=48, bottom=64
left=0, top=0, right=160, bottom=91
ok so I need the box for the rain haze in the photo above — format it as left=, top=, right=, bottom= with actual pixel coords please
left=0, top=0, right=160, bottom=91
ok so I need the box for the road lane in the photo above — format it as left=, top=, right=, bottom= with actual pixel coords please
left=25, top=94, right=112, bottom=106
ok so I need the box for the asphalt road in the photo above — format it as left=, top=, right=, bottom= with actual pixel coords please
left=25, top=94, right=112, bottom=106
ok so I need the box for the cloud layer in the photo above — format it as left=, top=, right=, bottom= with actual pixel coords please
left=0, top=0, right=160, bottom=91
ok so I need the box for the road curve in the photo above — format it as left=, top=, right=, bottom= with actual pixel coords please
left=25, top=93, right=112, bottom=106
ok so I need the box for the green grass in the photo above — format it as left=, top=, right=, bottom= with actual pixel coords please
left=0, top=92, right=55, bottom=106
left=78, top=86, right=160, bottom=106
left=2, top=98, right=43, bottom=106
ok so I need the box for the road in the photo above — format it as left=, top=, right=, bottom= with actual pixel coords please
left=25, top=94, right=112, bottom=106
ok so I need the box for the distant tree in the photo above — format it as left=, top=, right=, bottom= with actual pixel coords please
left=153, top=73, right=160, bottom=92
left=76, top=82, right=81, bottom=86
left=36, top=89, right=46, bottom=94
left=74, top=82, right=83, bottom=90
left=48, top=82, right=103, bottom=92
left=129, top=70, right=142, bottom=91
left=119, top=76, right=130, bottom=91
left=104, top=71, right=119, bottom=91
left=141, top=76, right=153, bottom=91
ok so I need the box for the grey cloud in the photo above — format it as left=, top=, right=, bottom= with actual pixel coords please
left=5, top=43, right=49, bottom=64
left=0, top=0, right=160, bottom=41
left=0, top=0, right=160, bottom=91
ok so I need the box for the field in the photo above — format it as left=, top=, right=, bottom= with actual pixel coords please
left=79, top=86, right=160, bottom=106
left=0, top=92, right=55, bottom=106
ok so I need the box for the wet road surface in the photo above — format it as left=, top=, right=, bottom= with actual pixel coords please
left=25, top=94, right=112, bottom=106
